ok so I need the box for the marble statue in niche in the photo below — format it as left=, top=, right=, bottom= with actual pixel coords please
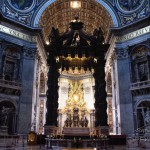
left=144, top=108, right=150, bottom=126
left=0, top=106, right=13, bottom=126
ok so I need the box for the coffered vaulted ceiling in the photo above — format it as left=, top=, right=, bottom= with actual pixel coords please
left=38, top=0, right=113, bottom=42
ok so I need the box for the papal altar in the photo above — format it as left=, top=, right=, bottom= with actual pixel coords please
left=63, top=127, right=90, bottom=136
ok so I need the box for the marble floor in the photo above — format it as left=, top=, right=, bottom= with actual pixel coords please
left=0, top=145, right=149, bottom=150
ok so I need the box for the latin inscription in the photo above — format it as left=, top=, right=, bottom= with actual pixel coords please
left=116, top=26, right=150, bottom=42
left=0, top=24, right=36, bottom=42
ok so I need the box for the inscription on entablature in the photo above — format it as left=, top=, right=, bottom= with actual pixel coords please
left=0, top=24, right=36, bottom=42
left=116, top=25, right=150, bottom=42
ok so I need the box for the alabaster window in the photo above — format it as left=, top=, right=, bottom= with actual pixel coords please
left=2, top=47, right=20, bottom=81
left=131, top=46, right=150, bottom=83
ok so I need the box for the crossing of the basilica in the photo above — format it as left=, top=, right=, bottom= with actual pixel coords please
left=0, top=0, right=150, bottom=149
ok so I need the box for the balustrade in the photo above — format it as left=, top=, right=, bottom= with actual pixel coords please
left=130, top=80, right=150, bottom=90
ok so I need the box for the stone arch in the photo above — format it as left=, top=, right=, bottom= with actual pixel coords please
left=0, top=99, right=18, bottom=111
left=134, top=99, right=150, bottom=110
left=33, top=0, right=119, bottom=27
left=130, top=44, right=150, bottom=57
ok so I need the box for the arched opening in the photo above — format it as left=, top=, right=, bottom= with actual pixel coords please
left=0, top=101, right=17, bottom=134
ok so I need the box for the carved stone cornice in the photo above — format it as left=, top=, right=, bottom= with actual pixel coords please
left=0, top=79, right=21, bottom=96
left=115, top=47, right=129, bottom=60
left=130, top=80, right=150, bottom=96
left=60, top=73, right=93, bottom=81
left=23, top=47, right=36, bottom=59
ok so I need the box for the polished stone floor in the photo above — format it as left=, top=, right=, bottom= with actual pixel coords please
left=0, top=145, right=150, bottom=150
left=0, top=137, right=150, bottom=150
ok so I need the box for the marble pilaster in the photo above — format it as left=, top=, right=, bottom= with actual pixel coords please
left=18, top=47, right=37, bottom=134
left=114, top=47, right=134, bottom=135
